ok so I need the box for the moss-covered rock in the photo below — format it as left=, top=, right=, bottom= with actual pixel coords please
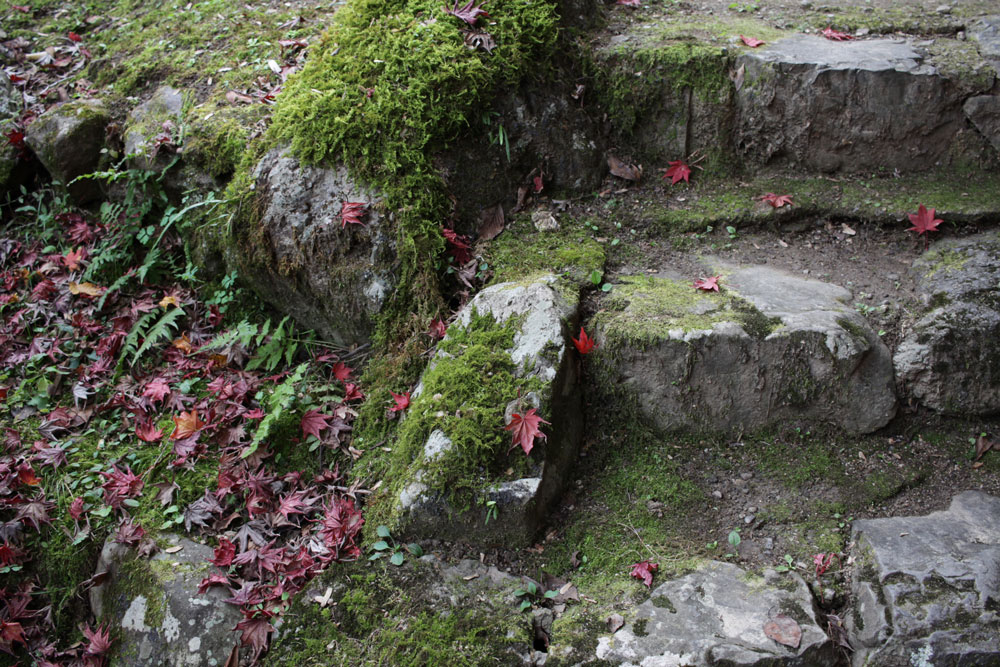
left=90, top=536, right=242, bottom=666
left=591, top=265, right=896, bottom=435
left=23, top=98, right=110, bottom=204
left=374, top=274, right=583, bottom=547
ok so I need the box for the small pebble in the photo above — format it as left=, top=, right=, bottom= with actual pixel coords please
left=712, top=490, right=724, bottom=500
left=799, top=0, right=811, bottom=7
left=763, top=537, right=774, bottom=551
left=744, top=514, right=756, bottom=525
left=732, top=478, right=747, bottom=488
left=856, top=27, right=870, bottom=36
left=740, top=472, right=754, bottom=481
left=935, top=5, right=951, bottom=14
left=747, top=506, right=758, bottom=513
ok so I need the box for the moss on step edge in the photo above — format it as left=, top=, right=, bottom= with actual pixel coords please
left=356, top=308, right=549, bottom=533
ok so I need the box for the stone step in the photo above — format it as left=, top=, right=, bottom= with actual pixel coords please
left=591, top=16, right=1000, bottom=173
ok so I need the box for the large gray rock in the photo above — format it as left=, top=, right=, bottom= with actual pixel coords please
left=595, top=561, right=840, bottom=666
left=970, top=16, right=1000, bottom=74
left=24, top=98, right=109, bottom=203
left=90, top=536, right=242, bottom=666
left=230, top=147, right=397, bottom=345
left=965, top=94, right=1000, bottom=154
left=592, top=266, right=896, bottom=435
left=848, top=491, right=1000, bottom=666
left=391, top=275, right=583, bottom=547
left=736, top=36, right=991, bottom=172
left=894, top=232, right=1000, bottom=415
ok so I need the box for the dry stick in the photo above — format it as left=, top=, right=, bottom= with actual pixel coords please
left=616, top=521, right=662, bottom=562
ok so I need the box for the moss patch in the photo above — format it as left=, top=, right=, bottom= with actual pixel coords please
left=485, top=215, right=606, bottom=286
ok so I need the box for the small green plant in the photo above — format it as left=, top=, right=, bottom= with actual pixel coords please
left=513, top=581, right=559, bottom=612
left=833, top=512, right=853, bottom=530
left=369, top=526, right=423, bottom=566
left=774, top=554, right=796, bottom=573
left=484, top=499, right=498, bottom=524
left=726, top=225, right=738, bottom=240
left=725, top=529, right=741, bottom=558
left=482, top=111, right=511, bottom=162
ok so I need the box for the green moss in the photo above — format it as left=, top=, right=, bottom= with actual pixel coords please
left=183, top=98, right=267, bottom=179
left=359, top=308, right=547, bottom=530
left=592, top=275, right=779, bottom=346
left=588, top=39, right=730, bottom=139
left=920, top=247, right=970, bottom=280
left=486, top=216, right=606, bottom=286
left=266, top=563, right=523, bottom=666
left=115, top=556, right=168, bottom=629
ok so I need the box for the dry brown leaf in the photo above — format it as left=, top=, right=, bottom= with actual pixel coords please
left=223, top=644, right=240, bottom=667
left=607, top=155, right=642, bottom=181
left=732, top=63, right=746, bottom=91
left=226, top=90, right=253, bottom=104
left=163, top=545, right=183, bottom=553
left=68, top=281, right=103, bottom=296
left=763, top=614, right=802, bottom=648
left=607, top=613, right=625, bottom=632
left=974, top=435, right=996, bottom=462
left=478, top=204, right=505, bottom=241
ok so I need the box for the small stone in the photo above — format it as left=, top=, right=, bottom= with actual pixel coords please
left=823, top=588, right=836, bottom=604
left=740, top=472, right=754, bottom=481
left=935, top=4, right=951, bottom=14
left=763, top=537, right=775, bottom=551
left=744, top=514, right=756, bottom=525
left=747, top=506, right=758, bottom=513
left=531, top=209, right=559, bottom=232
left=712, top=490, right=724, bottom=500
left=732, top=478, right=747, bottom=488
left=799, top=0, right=811, bottom=7
left=856, top=28, right=870, bottom=36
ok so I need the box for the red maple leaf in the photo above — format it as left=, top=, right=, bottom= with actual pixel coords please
left=16, top=462, right=39, bottom=486
left=197, top=572, right=230, bottom=595
left=616, top=0, right=641, bottom=6
left=136, top=419, right=164, bottom=443
left=143, top=377, right=171, bottom=403
left=443, top=0, right=489, bottom=25
left=340, top=201, right=367, bottom=228
left=907, top=204, right=943, bottom=237
left=344, top=383, right=364, bottom=402
left=210, top=537, right=236, bottom=567
left=69, top=497, right=86, bottom=520
left=81, top=623, right=113, bottom=656
left=4, top=130, right=25, bottom=150
left=67, top=32, right=83, bottom=43
left=505, top=408, right=549, bottom=455
left=758, top=192, right=794, bottom=208
left=693, top=275, right=721, bottom=292
left=331, top=361, right=353, bottom=382
left=442, top=227, right=473, bottom=265
left=663, top=160, right=692, bottom=185
left=821, top=26, right=854, bottom=41
left=389, top=391, right=410, bottom=413
left=234, top=614, right=274, bottom=655
left=630, top=560, right=658, bottom=588
left=0, top=620, right=24, bottom=649
left=100, top=465, right=143, bottom=508
left=572, top=327, right=596, bottom=355
left=740, top=35, right=765, bottom=47
left=533, top=174, right=544, bottom=193
left=300, top=409, right=330, bottom=440
left=429, top=318, right=447, bottom=340
left=63, top=246, right=86, bottom=271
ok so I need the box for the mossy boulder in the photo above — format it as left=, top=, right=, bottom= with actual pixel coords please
left=24, top=98, right=109, bottom=203
left=594, top=560, right=840, bottom=666
left=894, top=232, right=1000, bottom=415
left=90, top=536, right=242, bottom=666
left=124, top=86, right=185, bottom=170
left=384, top=274, right=583, bottom=547
left=847, top=491, right=1000, bottom=666
left=230, top=147, right=398, bottom=346
left=591, top=265, right=896, bottom=435
left=736, top=36, right=996, bottom=173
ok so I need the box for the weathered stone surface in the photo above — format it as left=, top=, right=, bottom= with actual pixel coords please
left=894, top=232, right=1000, bottom=414
left=593, top=266, right=896, bottom=435
left=90, top=536, right=241, bottom=667
left=970, top=16, right=1000, bottom=73
left=965, top=94, right=1000, bottom=153
left=848, top=491, right=1000, bottom=666
left=736, top=36, right=990, bottom=172
left=124, top=85, right=184, bottom=170
left=394, top=275, right=582, bottom=547
left=24, top=98, right=109, bottom=203
left=0, top=74, right=17, bottom=121
left=594, top=560, right=840, bottom=666
left=0, top=74, right=20, bottom=193
left=231, top=147, right=397, bottom=345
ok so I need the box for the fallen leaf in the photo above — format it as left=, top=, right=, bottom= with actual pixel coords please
left=69, top=281, right=103, bottom=296
left=732, top=63, right=745, bottom=91
left=907, top=204, right=943, bottom=237
left=442, top=0, right=489, bottom=25
left=974, top=435, right=995, bottom=462
left=164, top=545, right=183, bottom=554
left=758, top=192, right=794, bottom=208
left=572, top=327, right=596, bottom=354
left=505, top=408, right=549, bottom=456
left=225, top=90, right=254, bottom=104
left=663, top=160, right=691, bottom=185
left=821, top=26, right=854, bottom=41
left=841, top=223, right=856, bottom=235
left=340, top=201, right=368, bottom=229
left=630, top=560, right=658, bottom=588
left=478, top=204, right=505, bottom=241
left=740, top=35, right=765, bottom=47
left=607, top=155, right=642, bottom=181
left=693, top=275, right=721, bottom=292
left=389, top=391, right=410, bottom=413
left=763, top=614, right=802, bottom=648
left=172, top=410, right=205, bottom=440
left=607, top=613, right=625, bottom=632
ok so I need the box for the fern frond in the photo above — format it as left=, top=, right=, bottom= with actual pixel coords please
left=201, top=319, right=259, bottom=352
left=130, top=307, right=185, bottom=368
left=117, top=310, right=158, bottom=369
left=244, top=362, right=308, bottom=459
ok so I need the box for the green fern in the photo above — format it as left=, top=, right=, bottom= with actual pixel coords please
left=245, top=362, right=308, bottom=458
left=201, top=319, right=260, bottom=353
left=247, top=315, right=298, bottom=372
left=118, top=307, right=185, bottom=369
